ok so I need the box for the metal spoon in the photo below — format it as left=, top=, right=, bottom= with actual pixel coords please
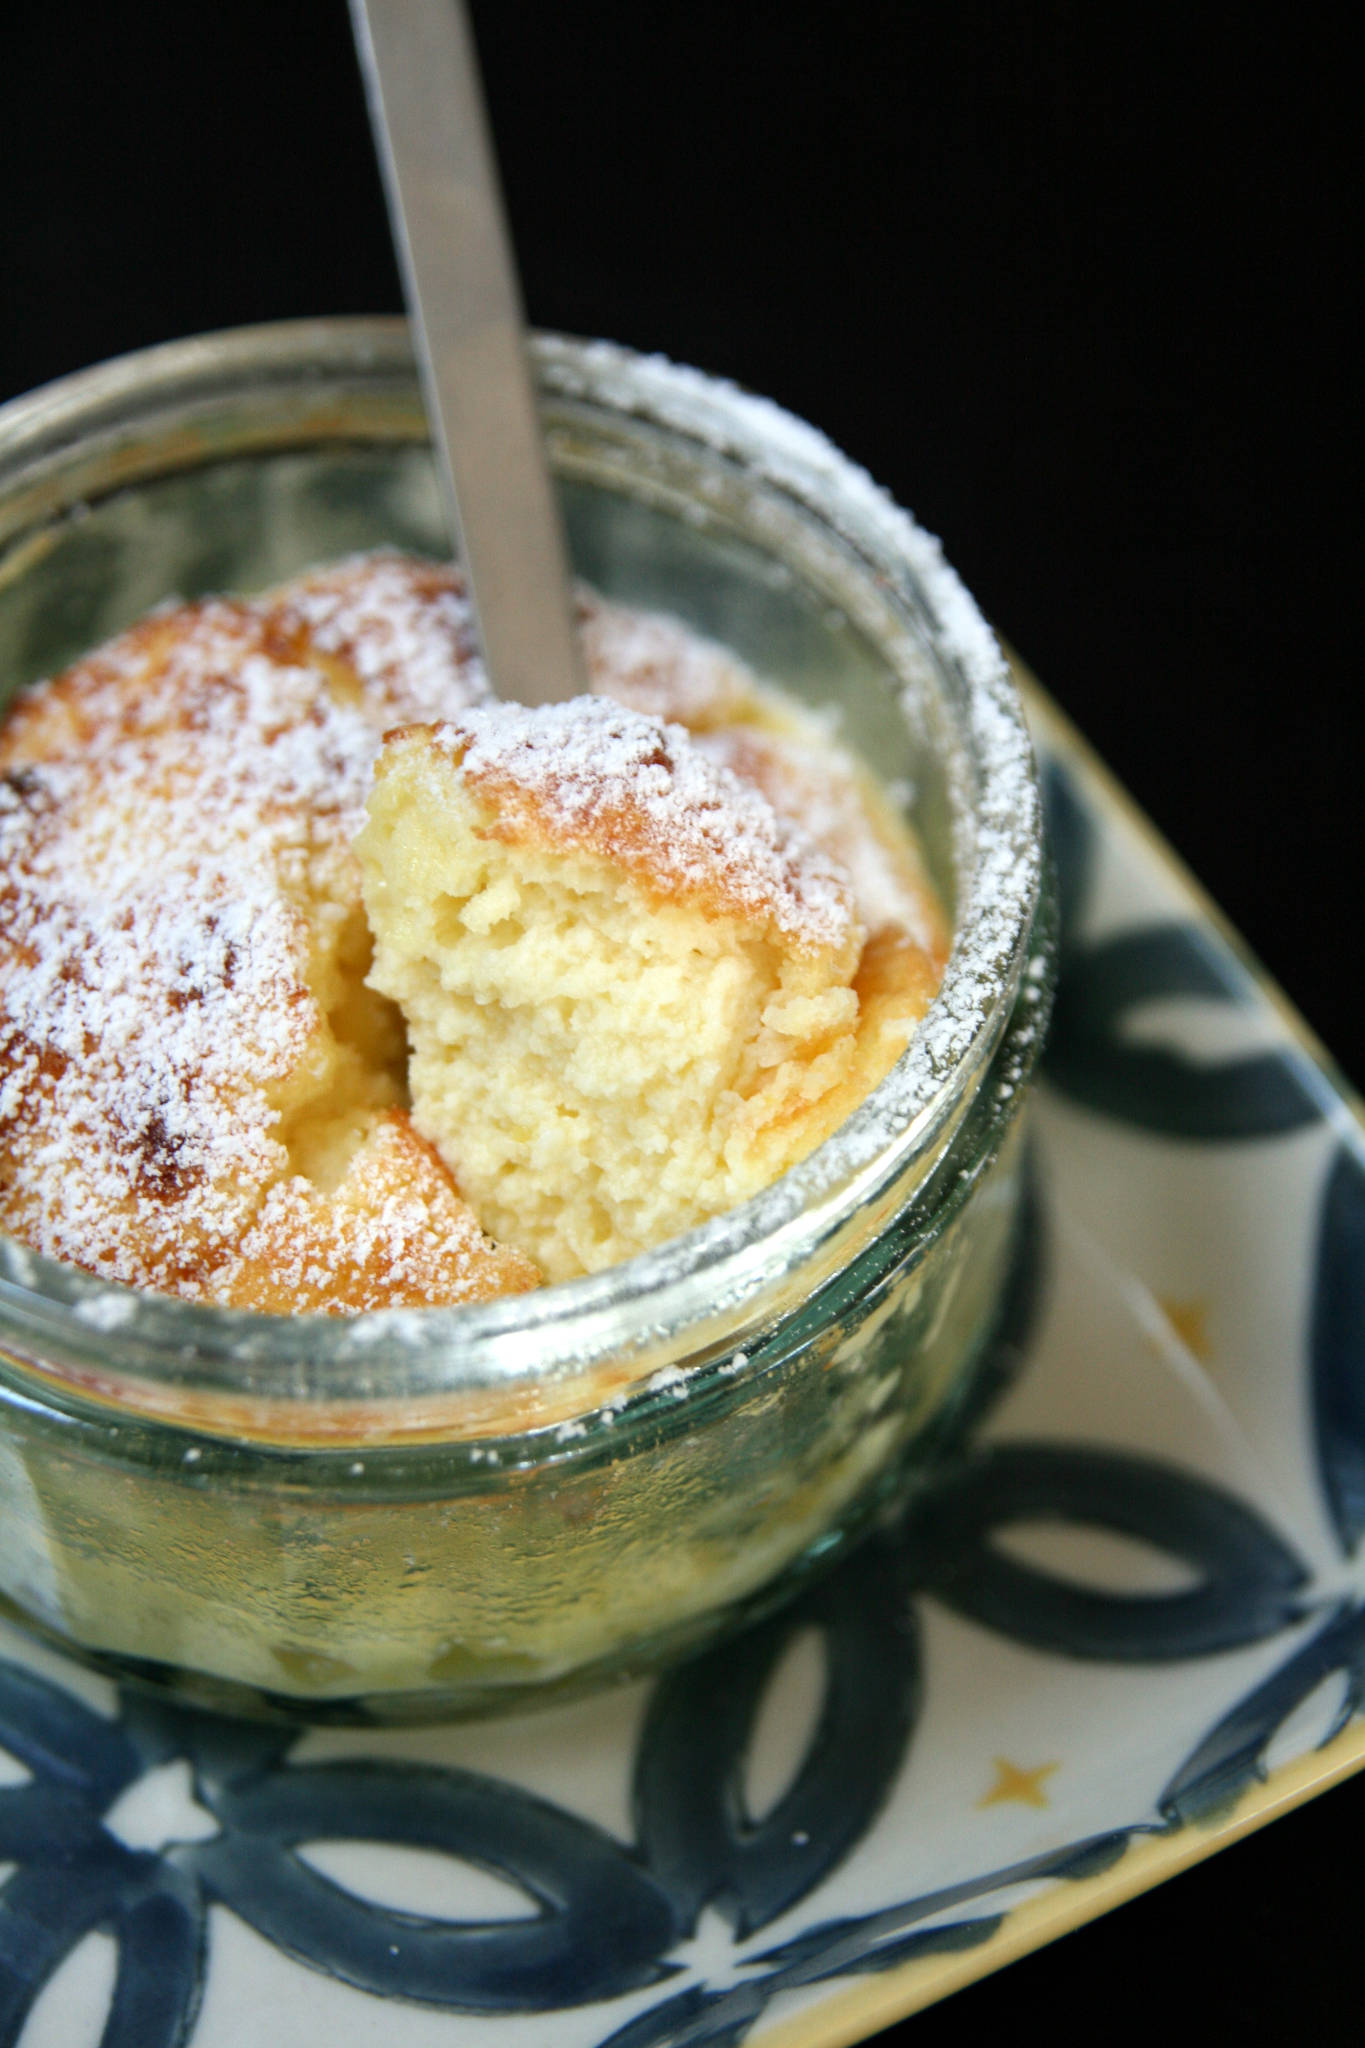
left=349, top=0, right=584, bottom=705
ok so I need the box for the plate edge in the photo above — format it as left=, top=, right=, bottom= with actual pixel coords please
left=750, top=1717, right=1365, bottom=2048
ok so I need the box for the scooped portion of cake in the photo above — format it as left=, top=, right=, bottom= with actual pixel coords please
left=357, top=692, right=946, bottom=1281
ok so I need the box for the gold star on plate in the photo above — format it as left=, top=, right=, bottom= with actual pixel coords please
left=1157, top=1296, right=1212, bottom=1363
left=977, top=1757, right=1059, bottom=1809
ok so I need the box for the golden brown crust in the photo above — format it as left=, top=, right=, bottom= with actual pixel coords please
left=410, top=700, right=862, bottom=964
left=215, top=1110, right=540, bottom=1314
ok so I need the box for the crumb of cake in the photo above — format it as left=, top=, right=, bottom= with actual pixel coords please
left=356, top=694, right=944, bottom=1282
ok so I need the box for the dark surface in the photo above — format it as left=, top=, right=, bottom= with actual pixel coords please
left=894, top=1767, right=1365, bottom=2044
left=0, top=5, right=1356, bottom=2040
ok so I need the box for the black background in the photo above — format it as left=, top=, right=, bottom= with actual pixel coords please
left=0, top=4, right=1358, bottom=2040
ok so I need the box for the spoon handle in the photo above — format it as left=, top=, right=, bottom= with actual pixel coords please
left=350, top=0, right=584, bottom=705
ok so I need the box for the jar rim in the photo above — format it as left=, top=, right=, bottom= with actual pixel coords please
left=0, top=319, right=1042, bottom=1414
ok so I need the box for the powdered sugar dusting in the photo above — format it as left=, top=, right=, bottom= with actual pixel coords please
left=0, top=556, right=489, bottom=1298
left=693, top=723, right=946, bottom=953
left=228, top=1111, right=539, bottom=1313
left=578, top=591, right=748, bottom=727
left=441, top=695, right=860, bottom=955
left=269, top=551, right=490, bottom=723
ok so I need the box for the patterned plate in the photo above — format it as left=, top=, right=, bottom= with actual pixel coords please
left=4, top=671, right=1364, bottom=2048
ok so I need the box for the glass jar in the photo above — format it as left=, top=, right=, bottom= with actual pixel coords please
left=0, top=322, right=1052, bottom=1719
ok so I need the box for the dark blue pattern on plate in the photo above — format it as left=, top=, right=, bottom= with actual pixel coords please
left=0, top=1664, right=680, bottom=2043
left=0, top=1664, right=208, bottom=2048
left=1311, top=1145, right=1365, bottom=1557
left=595, top=1830, right=1135, bottom=2048
left=1, top=747, right=1360, bottom=2046
left=1042, top=760, right=1324, bottom=1138
left=903, top=1442, right=1310, bottom=1660
left=634, top=1548, right=919, bottom=1940
left=1160, top=1601, right=1365, bottom=1825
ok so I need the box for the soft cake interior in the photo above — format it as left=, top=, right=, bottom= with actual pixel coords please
left=357, top=696, right=942, bottom=1282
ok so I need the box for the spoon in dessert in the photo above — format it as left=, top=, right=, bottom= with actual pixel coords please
left=348, top=0, right=585, bottom=706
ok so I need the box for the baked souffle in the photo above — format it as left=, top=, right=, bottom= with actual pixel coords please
left=0, top=555, right=947, bottom=1310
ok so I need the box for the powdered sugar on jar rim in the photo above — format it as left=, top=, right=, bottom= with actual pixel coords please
left=533, top=337, right=1040, bottom=1167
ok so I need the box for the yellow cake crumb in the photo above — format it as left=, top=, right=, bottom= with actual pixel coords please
left=357, top=691, right=945, bottom=1281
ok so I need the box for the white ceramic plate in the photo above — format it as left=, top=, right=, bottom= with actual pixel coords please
left=4, top=671, right=1363, bottom=2048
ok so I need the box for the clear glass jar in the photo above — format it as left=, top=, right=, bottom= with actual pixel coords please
left=0, top=322, right=1052, bottom=1719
